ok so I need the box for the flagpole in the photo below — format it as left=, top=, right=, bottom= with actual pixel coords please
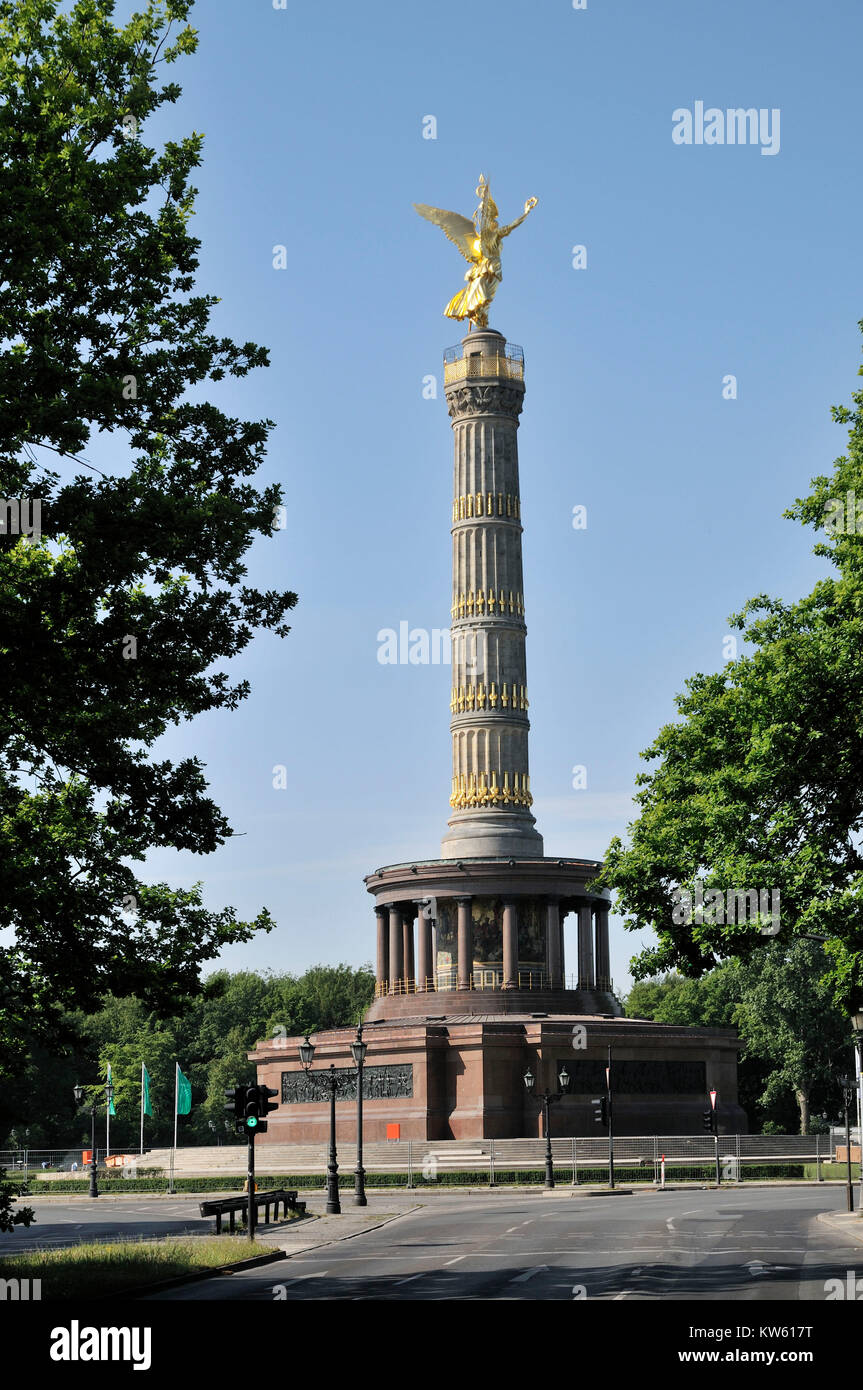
left=106, top=1063, right=111, bottom=1159
left=173, top=1062, right=179, bottom=1155
left=140, top=1063, right=144, bottom=1156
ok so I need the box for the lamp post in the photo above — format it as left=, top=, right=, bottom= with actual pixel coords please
left=523, top=1063, right=571, bottom=1189
left=839, top=1073, right=855, bottom=1213
left=351, top=1023, right=368, bottom=1207
left=73, top=1080, right=114, bottom=1199
left=300, top=1036, right=341, bottom=1215
left=852, top=1011, right=863, bottom=1212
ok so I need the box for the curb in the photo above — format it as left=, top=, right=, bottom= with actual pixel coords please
left=106, top=1248, right=288, bottom=1299
left=816, top=1210, right=863, bottom=1246
left=261, top=1205, right=423, bottom=1258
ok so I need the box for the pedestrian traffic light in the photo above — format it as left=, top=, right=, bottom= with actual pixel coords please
left=592, top=1096, right=608, bottom=1127
left=702, top=1108, right=717, bottom=1134
left=255, top=1084, right=279, bottom=1134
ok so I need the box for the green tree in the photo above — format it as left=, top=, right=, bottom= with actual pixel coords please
left=625, top=970, right=738, bottom=1029
left=600, top=323, right=863, bottom=1013
left=625, top=950, right=851, bottom=1133
left=266, top=963, right=376, bottom=1040
left=0, top=966, right=378, bottom=1149
left=732, top=940, right=852, bottom=1134
left=0, top=0, right=296, bottom=1080
left=0, top=1170, right=34, bottom=1233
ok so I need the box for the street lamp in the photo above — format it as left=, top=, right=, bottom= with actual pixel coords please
left=350, top=1023, right=368, bottom=1208
left=523, top=1063, right=571, bottom=1189
left=839, top=1073, right=856, bottom=1213
left=300, top=1037, right=341, bottom=1215
left=844, top=1006, right=856, bottom=1212
left=73, top=1080, right=113, bottom=1199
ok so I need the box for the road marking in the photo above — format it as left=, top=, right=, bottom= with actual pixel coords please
left=510, top=1265, right=548, bottom=1283
left=280, top=1272, right=329, bottom=1286
left=445, top=1256, right=466, bottom=1265
left=666, top=1218, right=675, bottom=1231
left=395, top=1273, right=426, bottom=1285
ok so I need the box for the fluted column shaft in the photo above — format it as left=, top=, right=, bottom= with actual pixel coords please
left=442, top=329, right=543, bottom=858
left=457, top=897, right=473, bottom=991
left=594, top=904, right=611, bottom=988
left=416, top=903, right=433, bottom=992
left=546, top=900, right=561, bottom=989
left=577, top=901, right=595, bottom=989
left=502, top=902, right=518, bottom=989
left=375, top=906, right=389, bottom=991
left=388, top=906, right=404, bottom=993
left=403, top=914, right=415, bottom=988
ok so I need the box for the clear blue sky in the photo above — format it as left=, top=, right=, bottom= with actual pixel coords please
left=128, top=0, right=862, bottom=992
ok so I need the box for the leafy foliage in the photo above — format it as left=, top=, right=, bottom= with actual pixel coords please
left=0, top=1169, right=35, bottom=1233
left=601, top=322, right=863, bottom=1012
left=0, top=0, right=297, bottom=1079
left=0, top=965, right=375, bottom=1150
left=625, top=942, right=855, bottom=1132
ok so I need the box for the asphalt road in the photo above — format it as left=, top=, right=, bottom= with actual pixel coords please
left=0, top=1196, right=212, bottom=1253
left=134, top=1187, right=861, bottom=1301
left=4, top=1188, right=860, bottom=1301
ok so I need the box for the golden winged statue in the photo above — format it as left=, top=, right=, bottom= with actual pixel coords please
left=414, top=175, right=538, bottom=329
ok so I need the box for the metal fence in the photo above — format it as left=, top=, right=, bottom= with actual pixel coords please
left=4, top=1133, right=859, bottom=1187
left=0, top=1148, right=166, bottom=1173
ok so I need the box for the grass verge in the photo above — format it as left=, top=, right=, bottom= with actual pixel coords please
left=0, top=1236, right=282, bottom=1299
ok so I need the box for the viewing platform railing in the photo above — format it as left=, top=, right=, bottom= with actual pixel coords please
left=373, top=970, right=617, bottom=999
left=443, top=341, right=524, bottom=386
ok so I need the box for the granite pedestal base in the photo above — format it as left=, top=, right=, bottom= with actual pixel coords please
left=251, top=1014, right=746, bottom=1143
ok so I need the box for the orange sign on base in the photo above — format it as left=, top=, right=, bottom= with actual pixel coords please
left=386, top=1123, right=401, bottom=1141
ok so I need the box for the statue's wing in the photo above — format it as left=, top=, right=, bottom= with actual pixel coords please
left=414, top=203, right=476, bottom=262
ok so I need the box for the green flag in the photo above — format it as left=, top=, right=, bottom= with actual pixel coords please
left=142, top=1064, right=152, bottom=1118
left=107, top=1063, right=116, bottom=1115
left=176, top=1066, right=192, bottom=1115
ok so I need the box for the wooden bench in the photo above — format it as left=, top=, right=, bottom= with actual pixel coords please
left=199, top=1188, right=306, bottom=1234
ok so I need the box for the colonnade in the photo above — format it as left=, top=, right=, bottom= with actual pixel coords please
left=373, top=898, right=611, bottom=996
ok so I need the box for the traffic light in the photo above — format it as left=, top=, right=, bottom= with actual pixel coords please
left=224, top=1083, right=278, bottom=1136
left=243, top=1085, right=261, bottom=1133
left=702, top=1108, right=717, bottom=1135
left=256, top=1085, right=279, bottom=1135
left=592, top=1096, right=608, bottom=1127
left=224, top=1085, right=244, bottom=1127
